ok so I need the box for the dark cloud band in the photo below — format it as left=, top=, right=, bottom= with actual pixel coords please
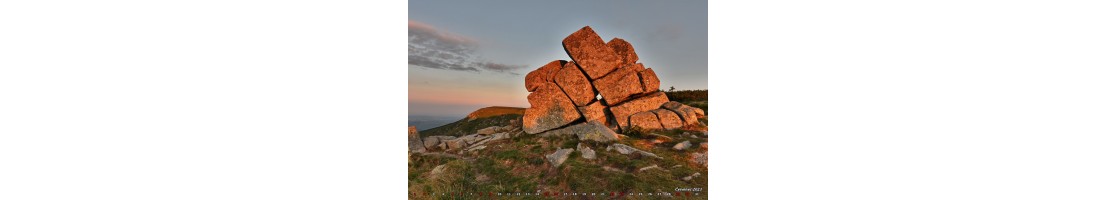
left=408, top=21, right=525, bottom=74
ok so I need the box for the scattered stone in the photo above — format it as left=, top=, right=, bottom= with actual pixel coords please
left=673, top=141, right=692, bottom=151
left=423, top=136, right=455, bottom=150
left=546, top=148, right=575, bottom=167
left=628, top=111, right=663, bottom=130
left=700, top=142, right=708, bottom=150
left=577, top=143, right=596, bottom=160
left=603, top=166, right=625, bottom=173
left=638, top=164, right=663, bottom=172
left=460, top=134, right=490, bottom=145
left=468, top=145, right=487, bottom=152
left=648, top=133, right=675, bottom=144
left=475, top=174, right=490, bottom=182
left=492, top=132, right=510, bottom=140
left=607, top=38, right=639, bottom=64
left=524, top=60, right=564, bottom=92
left=555, top=61, right=596, bottom=106
left=655, top=109, right=684, bottom=129
left=691, top=152, right=708, bottom=168
left=672, top=165, right=682, bottom=168
left=429, top=164, right=447, bottom=178
left=408, top=126, right=426, bottom=153
left=468, top=132, right=509, bottom=150
left=562, top=26, right=621, bottom=80
left=445, top=139, right=466, bottom=150
left=477, top=126, right=500, bottom=135
left=610, top=143, right=662, bottom=159
left=682, top=172, right=702, bottom=181
left=523, top=83, right=582, bottom=134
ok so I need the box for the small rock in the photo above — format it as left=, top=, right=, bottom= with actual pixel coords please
left=429, top=164, right=447, bottom=178
left=673, top=141, right=692, bottom=151
left=492, top=132, right=510, bottom=140
left=638, top=164, right=662, bottom=172
left=468, top=145, right=487, bottom=152
left=682, top=172, right=702, bottom=181
left=700, top=142, right=708, bottom=150
left=476, top=126, right=500, bottom=135
left=460, top=134, right=490, bottom=145
left=423, top=136, right=455, bottom=150
left=577, top=143, right=596, bottom=160
left=691, top=152, right=708, bottom=168
left=445, top=139, right=466, bottom=150
left=603, top=166, right=625, bottom=173
left=546, top=148, right=575, bottom=167
left=475, top=174, right=490, bottom=182
left=610, top=143, right=662, bottom=159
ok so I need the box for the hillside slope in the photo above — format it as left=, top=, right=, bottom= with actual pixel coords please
left=419, top=106, right=525, bottom=138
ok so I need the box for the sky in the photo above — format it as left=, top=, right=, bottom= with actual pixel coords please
left=409, top=0, right=707, bottom=118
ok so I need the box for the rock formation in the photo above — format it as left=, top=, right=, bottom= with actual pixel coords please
left=522, top=26, right=705, bottom=135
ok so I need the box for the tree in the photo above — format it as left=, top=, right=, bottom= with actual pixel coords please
left=669, top=86, right=676, bottom=92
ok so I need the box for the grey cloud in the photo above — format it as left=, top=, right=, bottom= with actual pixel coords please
left=408, top=20, right=526, bottom=74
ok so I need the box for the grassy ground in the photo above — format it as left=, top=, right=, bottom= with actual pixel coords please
left=409, top=123, right=708, bottom=199
left=410, top=95, right=708, bottom=199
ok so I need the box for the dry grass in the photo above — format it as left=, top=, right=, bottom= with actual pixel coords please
left=465, top=106, right=525, bottom=120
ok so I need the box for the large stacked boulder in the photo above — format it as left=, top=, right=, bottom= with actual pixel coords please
left=522, top=26, right=706, bottom=135
left=523, top=83, right=582, bottom=134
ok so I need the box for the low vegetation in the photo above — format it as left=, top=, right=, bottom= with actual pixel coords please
left=409, top=122, right=708, bottom=199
